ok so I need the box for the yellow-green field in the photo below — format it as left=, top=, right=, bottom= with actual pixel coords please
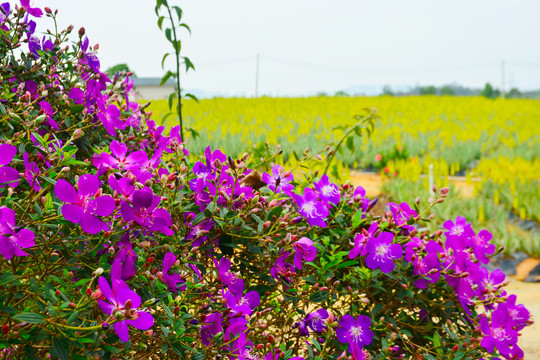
left=148, top=96, right=540, bottom=255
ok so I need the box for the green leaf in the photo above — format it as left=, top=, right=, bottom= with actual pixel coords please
left=172, top=6, right=183, bottom=21
left=352, top=209, right=365, bottom=228
left=168, top=92, right=176, bottom=111
left=179, top=22, right=191, bottom=35
left=170, top=343, right=185, bottom=357
left=161, top=53, right=170, bottom=70
left=163, top=303, right=174, bottom=319
left=165, top=28, right=173, bottom=42
left=0, top=102, right=6, bottom=116
left=267, top=206, right=283, bottom=221
left=12, top=312, right=45, bottom=324
left=185, top=93, right=199, bottom=103
left=160, top=70, right=175, bottom=86
left=309, top=291, right=329, bottom=303
left=52, top=338, right=69, bottom=360
left=157, top=16, right=165, bottom=30
left=371, top=303, right=383, bottom=315
left=0, top=273, right=19, bottom=286
left=183, top=56, right=195, bottom=72
left=346, top=135, right=355, bottom=153
left=423, top=355, right=438, bottom=360
left=192, top=352, right=204, bottom=360
left=70, top=104, right=85, bottom=114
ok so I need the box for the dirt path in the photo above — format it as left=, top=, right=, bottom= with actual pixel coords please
left=505, top=277, right=540, bottom=358
left=349, top=171, right=477, bottom=198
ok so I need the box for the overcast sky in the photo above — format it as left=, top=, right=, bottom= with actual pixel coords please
left=38, top=0, right=540, bottom=96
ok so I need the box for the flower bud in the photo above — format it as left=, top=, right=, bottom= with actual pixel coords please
left=44, top=7, right=52, bottom=14
left=101, top=322, right=110, bottom=330
left=73, top=128, right=83, bottom=139
left=78, top=27, right=85, bottom=37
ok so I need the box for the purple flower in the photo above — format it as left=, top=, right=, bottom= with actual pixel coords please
left=306, top=308, right=329, bottom=332
left=497, top=294, right=530, bottom=331
left=262, top=165, right=294, bottom=194
left=410, top=240, right=443, bottom=289
left=120, top=189, right=173, bottom=236
left=201, top=313, right=222, bottom=346
left=92, top=141, right=148, bottom=174
left=479, top=309, right=520, bottom=358
left=336, top=314, right=373, bottom=359
left=0, top=206, right=35, bottom=260
left=294, top=188, right=329, bottom=228
left=223, top=288, right=260, bottom=317
left=54, top=175, right=115, bottom=234
left=443, top=216, right=475, bottom=251
left=467, top=229, right=496, bottom=264
left=108, top=175, right=135, bottom=199
left=162, top=252, right=185, bottom=293
left=365, top=231, right=402, bottom=273
left=97, top=276, right=154, bottom=342
left=0, top=3, right=10, bottom=26
left=28, top=34, right=41, bottom=57
left=349, top=222, right=378, bottom=259
left=270, top=252, right=296, bottom=283
left=98, top=104, right=126, bottom=137
left=387, top=202, right=417, bottom=232
left=293, top=237, right=317, bottom=270
left=20, top=0, right=42, bottom=18
left=314, top=174, right=340, bottom=205
left=38, top=100, right=59, bottom=130
left=218, top=258, right=244, bottom=296
left=69, top=88, right=85, bottom=105
left=23, top=153, right=42, bottom=191
left=111, top=232, right=138, bottom=280
left=0, top=144, right=20, bottom=189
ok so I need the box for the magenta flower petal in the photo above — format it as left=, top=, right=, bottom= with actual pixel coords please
left=94, top=196, right=115, bottom=216
left=0, top=144, right=16, bottom=166
left=127, top=311, right=154, bottom=330
left=97, top=299, right=114, bottom=315
left=0, top=166, right=20, bottom=188
left=55, top=179, right=79, bottom=203
left=61, top=204, right=82, bottom=224
left=78, top=174, right=100, bottom=197
left=115, top=285, right=141, bottom=308
left=113, top=321, right=130, bottom=342
left=98, top=277, right=114, bottom=303
left=10, top=229, right=35, bottom=248
left=0, top=235, right=15, bottom=260
left=80, top=212, right=107, bottom=234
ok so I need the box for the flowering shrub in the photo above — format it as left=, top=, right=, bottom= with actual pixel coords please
left=0, top=2, right=533, bottom=360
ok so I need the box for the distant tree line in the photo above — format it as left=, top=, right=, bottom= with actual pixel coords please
left=377, top=83, right=539, bottom=99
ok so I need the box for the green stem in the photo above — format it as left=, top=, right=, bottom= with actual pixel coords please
left=323, top=112, right=373, bottom=176
left=165, top=4, right=184, bottom=141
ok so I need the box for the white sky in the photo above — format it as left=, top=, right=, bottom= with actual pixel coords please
left=38, top=0, right=540, bottom=96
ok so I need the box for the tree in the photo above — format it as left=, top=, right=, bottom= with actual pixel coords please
left=481, top=83, right=500, bottom=99
left=382, top=85, right=394, bottom=96
left=440, top=85, right=455, bottom=96
left=105, top=63, right=136, bottom=77
left=507, top=88, right=522, bottom=99
left=419, top=85, right=437, bottom=95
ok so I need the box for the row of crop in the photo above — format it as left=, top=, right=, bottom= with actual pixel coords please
left=148, top=96, right=540, bottom=172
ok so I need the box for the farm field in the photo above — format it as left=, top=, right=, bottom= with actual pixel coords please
left=148, top=96, right=540, bottom=255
